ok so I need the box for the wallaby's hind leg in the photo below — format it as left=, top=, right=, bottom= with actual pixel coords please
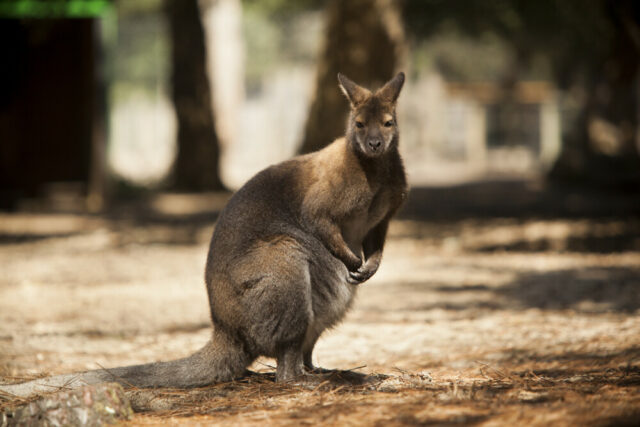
left=302, top=335, right=324, bottom=372
left=233, top=239, right=314, bottom=382
left=303, top=348, right=315, bottom=371
left=276, top=344, right=305, bottom=382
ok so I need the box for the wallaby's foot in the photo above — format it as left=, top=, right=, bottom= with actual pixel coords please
left=276, top=350, right=336, bottom=384
left=304, top=365, right=332, bottom=374
left=281, top=369, right=376, bottom=388
left=279, top=372, right=327, bottom=388
left=324, top=369, right=373, bottom=385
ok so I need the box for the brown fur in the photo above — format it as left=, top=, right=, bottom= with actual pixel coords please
left=0, top=73, right=408, bottom=397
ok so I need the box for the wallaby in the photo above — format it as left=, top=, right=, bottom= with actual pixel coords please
left=0, top=72, right=407, bottom=398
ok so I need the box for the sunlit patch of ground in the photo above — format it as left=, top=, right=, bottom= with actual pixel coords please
left=1, top=188, right=639, bottom=425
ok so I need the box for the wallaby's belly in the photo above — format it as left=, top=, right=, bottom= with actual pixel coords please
left=306, top=245, right=357, bottom=344
left=210, top=225, right=356, bottom=357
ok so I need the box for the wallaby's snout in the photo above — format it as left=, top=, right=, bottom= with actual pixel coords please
left=368, top=138, right=382, bottom=151
left=365, top=127, right=384, bottom=154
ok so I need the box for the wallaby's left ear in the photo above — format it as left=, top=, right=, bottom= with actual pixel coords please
left=378, top=72, right=405, bottom=103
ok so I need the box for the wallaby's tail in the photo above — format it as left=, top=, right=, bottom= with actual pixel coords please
left=0, top=329, right=250, bottom=399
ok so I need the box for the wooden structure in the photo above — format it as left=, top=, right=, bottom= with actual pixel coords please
left=0, top=1, right=110, bottom=210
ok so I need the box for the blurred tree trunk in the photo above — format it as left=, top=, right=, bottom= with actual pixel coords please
left=298, top=0, right=406, bottom=154
left=549, top=0, right=640, bottom=188
left=166, top=0, right=224, bottom=191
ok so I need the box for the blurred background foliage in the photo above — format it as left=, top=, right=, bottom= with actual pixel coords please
left=110, top=0, right=169, bottom=100
left=0, top=0, right=638, bottom=210
left=242, top=0, right=322, bottom=94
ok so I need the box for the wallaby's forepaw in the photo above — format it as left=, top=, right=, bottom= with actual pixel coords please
left=343, top=253, right=363, bottom=272
left=347, top=260, right=378, bottom=284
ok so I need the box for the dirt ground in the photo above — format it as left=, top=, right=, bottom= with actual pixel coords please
left=1, top=181, right=639, bottom=426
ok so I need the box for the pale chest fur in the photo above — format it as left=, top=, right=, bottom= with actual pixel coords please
left=307, top=140, right=404, bottom=254
left=340, top=185, right=393, bottom=253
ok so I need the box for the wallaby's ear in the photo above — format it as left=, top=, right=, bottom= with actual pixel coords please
left=338, top=73, right=371, bottom=107
left=377, top=72, right=405, bottom=103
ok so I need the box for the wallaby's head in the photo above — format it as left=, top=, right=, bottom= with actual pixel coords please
left=338, top=72, right=405, bottom=158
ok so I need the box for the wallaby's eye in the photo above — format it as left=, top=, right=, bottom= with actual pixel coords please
left=384, top=120, right=394, bottom=127
left=355, top=121, right=364, bottom=129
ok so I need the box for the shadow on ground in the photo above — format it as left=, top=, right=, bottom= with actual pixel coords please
left=502, top=266, right=640, bottom=312
left=406, top=265, right=640, bottom=314
left=472, top=231, right=640, bottom=253
left=400, top=180, right=640, bottom=220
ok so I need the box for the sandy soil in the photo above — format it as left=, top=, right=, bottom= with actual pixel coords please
left=1, top=184, right=639, bottom=425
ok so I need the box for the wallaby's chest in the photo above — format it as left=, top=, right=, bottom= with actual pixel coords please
left=302, top=141, right=405, bottom=252
left=340, top=183, right=397, bottom=252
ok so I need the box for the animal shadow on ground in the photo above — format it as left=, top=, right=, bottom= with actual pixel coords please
left=470, top=225, right=640, bottom=253
left=499, top=266, right=640, bottom=313
left=410, top=266, right=639, bottom=314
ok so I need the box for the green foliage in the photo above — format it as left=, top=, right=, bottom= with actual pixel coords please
left=0, top=0, right=112, bottom=18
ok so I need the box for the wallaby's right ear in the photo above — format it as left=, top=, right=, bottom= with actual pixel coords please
left=377, top=72, right=405, bottom=103
left=338, top=73, right=371, bottom=107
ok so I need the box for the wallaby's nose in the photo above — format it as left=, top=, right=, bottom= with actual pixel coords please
left=368, top=139, right=382, bottom=150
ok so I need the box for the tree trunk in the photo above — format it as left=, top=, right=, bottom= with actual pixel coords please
left=298, top=0, right=406, bottom=155
left=166, top=0, right=224, bottom=191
